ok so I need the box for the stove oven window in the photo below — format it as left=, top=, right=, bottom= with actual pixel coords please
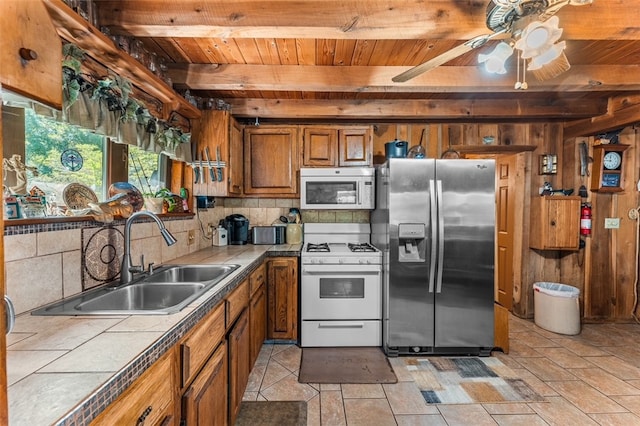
left=319, top=278, right=365, bottom=299
left=305, top=181, right=357, bottom=205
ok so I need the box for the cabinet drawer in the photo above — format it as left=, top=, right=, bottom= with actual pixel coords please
left=91, top=348, right=176, bottom=425
left=301, top=320, right=381, bottom=347
left=249, top=263, right=266, bottom=297
left=226, top=279, right=249, bottom=327
left=180, top=303, right=225, bottom=388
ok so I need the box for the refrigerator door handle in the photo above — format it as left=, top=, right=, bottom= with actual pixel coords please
left=428, top=179, right=437, bottom=293
left=436, top=179, right=445, bottom=293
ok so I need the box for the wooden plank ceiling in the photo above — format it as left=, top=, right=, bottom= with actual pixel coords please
left=94, top=0, right=640, bottom=122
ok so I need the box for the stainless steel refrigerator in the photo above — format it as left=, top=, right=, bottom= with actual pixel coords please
left=372, top=158, right=495, bottom=356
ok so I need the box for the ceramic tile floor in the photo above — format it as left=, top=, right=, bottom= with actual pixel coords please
left=242, top=315, right=640, bottom=425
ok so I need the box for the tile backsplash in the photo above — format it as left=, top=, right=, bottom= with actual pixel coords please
left=4, top=197, right=369, bottom=315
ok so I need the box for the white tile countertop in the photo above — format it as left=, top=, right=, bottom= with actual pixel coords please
left=7, top=243, right=301, bottom=426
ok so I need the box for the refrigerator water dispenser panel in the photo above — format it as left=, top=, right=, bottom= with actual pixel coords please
left=398, top=223, right=426, bottom=262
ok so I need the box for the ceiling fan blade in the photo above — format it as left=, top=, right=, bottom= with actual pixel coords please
left=392, top=31, right=509, bottom=83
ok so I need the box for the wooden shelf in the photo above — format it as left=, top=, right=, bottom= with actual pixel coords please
left=42, top=0, right=201, bottom=120
left=451, top=145, right=537, bottom=154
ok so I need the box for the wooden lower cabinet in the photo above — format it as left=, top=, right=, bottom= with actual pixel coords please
left=250, top=280, right=267, bottom=366
left=228, top=308, right=251, bottom=426
left=91, top=348, right=178, bottom=426
left=181, top=342, right=228, bottom=426
left=267, top=257, right=298, bottom=340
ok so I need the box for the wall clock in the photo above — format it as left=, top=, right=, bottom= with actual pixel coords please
left=590, top=144, right=629, bottom=192
left=61, top=148, right=83, bottom=172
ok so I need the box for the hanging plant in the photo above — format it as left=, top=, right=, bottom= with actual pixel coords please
left=62, top=43, right=87, bottom=107
left=91, top=78, right=123, bottom=112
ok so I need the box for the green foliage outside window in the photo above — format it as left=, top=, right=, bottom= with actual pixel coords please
left=25, top=108, right=104, bottom=203
left=24, top=108, right=162, bottom=207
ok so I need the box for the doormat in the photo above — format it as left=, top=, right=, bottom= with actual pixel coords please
left=298, top=347, right=398, bottom=384
left=235, top=401, right=307, bottom=426
left=402, top=357, right=545, bottom=404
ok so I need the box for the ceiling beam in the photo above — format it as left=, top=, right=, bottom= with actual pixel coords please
left=227, top=98, right=608, bottom=120
left=98, top=1, right=638, bottom=41
left=564, top=94, right=640, bottom=139
left=169, top=64, right=640, bottom=94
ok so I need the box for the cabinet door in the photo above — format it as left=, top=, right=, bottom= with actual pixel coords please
left=339, top=127, right=372, bottom=166
left=250, top=283, right=267, bottom=367
left=0, top=1, right=62, bottom=109
left=303, top=127, right=338, bottom=166
left=228, top=309, right=251, bottom=426
left=228, top=117, right=244, bottom=195
left=244, top=126, right=299, bottom=196
left=195, top=109, right=231, bottom=197
left=182, top=342, right=228, bottom=426
left=530, top=196, right=580, bottom=250
left=267, top=257, right=298, bottom=340
left=91, top=349, right=177, bottom=425
left=180, top=303, right=225, bottom=388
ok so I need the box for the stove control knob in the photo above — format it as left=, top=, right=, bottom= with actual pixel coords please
left=339, top=259, right=344, bottom=264
left=318, top=259, right=324, bottom=264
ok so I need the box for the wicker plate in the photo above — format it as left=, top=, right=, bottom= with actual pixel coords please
left=63, top=183, right=98, bottom=210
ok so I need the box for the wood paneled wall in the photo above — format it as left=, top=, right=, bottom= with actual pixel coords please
left=372, top=122, right=640, bottom=322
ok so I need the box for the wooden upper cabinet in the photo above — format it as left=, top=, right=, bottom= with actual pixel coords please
left=339, top=127, right=372, bottom=166
left=302, top=125, right=372, bottom=167
left=0, top=0, right=62, bottom=109
left=529, top=196, right=581, bottom=251
left=194, top=110, right=243, bottom=197
left=244, top=126, right=299, bottom=196
left=229, top=118, right=244, bottom=196
left=303, top=127, right=338, bottom=167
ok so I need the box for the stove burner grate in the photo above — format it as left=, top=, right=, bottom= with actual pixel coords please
left=348, top=242, right=377, bottom=252
left=307, top=242, right=330, bottom=252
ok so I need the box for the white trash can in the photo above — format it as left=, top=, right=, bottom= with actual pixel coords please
left=533, top=282, right=581, bottom=335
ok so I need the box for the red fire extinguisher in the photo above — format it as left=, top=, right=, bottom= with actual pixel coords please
left=581, top=203, right=592, bottom=236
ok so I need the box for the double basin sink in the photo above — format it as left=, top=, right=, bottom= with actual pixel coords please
left=32, top=264, right=240, bottom=315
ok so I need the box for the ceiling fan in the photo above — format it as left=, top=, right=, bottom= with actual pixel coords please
left=392, top=0, right=594, bottom=83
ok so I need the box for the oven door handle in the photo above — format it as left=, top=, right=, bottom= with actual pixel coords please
left=318, top=322, right=365, bottom=329
left=302, top=269, right=380, bottom=275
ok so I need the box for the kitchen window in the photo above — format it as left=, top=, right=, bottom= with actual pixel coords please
left=24, top=107, right=105, bottom=204
left=13, top=107, right=162, bottom=211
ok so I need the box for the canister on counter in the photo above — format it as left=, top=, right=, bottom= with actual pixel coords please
left=286, top=223, right=303, bottom=244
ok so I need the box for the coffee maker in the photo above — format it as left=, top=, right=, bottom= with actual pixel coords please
left=221, top=214, right=249, bottom=245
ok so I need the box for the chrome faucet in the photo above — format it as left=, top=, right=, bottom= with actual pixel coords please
left=120, top=211, right=177, bottom=285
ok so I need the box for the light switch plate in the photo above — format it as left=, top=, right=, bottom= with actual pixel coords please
left=604, top=218, right=620, bottom=229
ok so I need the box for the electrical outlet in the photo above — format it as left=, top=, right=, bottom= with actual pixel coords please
left=604, top=218, right=620, bottom=229
left=206, top=224, right=214, bottom=238
left=187, top=229, right=196, bottom=245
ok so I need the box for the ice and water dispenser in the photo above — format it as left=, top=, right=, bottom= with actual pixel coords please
left=398, top=223, right=426, bottom=262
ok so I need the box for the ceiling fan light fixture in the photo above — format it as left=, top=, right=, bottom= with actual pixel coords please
left=478, top=42, right=514, bottom=74
left=527, top=40, right=566, bottom=70
left=514, top=16, right=562, bottom=58
left=529, top=48, right=571, bottom=81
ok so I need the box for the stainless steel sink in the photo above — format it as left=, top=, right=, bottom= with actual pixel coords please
left=144, top=264, right=239, bottom=283
left=32, top=264, right=240, bottom=315
left=75, top=283, right=206, bottom=313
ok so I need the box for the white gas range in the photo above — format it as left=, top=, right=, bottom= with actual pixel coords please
left=300, top=223, right=382, bottom=347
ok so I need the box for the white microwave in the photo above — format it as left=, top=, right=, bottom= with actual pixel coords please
left=300, top=167, right=375, bottom=210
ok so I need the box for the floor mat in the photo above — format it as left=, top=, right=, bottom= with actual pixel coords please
left=402, top=357, right=545, bottom=404
left=298, top=347, right=398, bottom=384
left=235, top=401, right=307, bottom=426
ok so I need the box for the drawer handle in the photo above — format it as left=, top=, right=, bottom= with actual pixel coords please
left=136, top=405, right=153, bottom=426
left=4, top=295, right=15, bottom=334
left=318, top=322, right=364, bottom=329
